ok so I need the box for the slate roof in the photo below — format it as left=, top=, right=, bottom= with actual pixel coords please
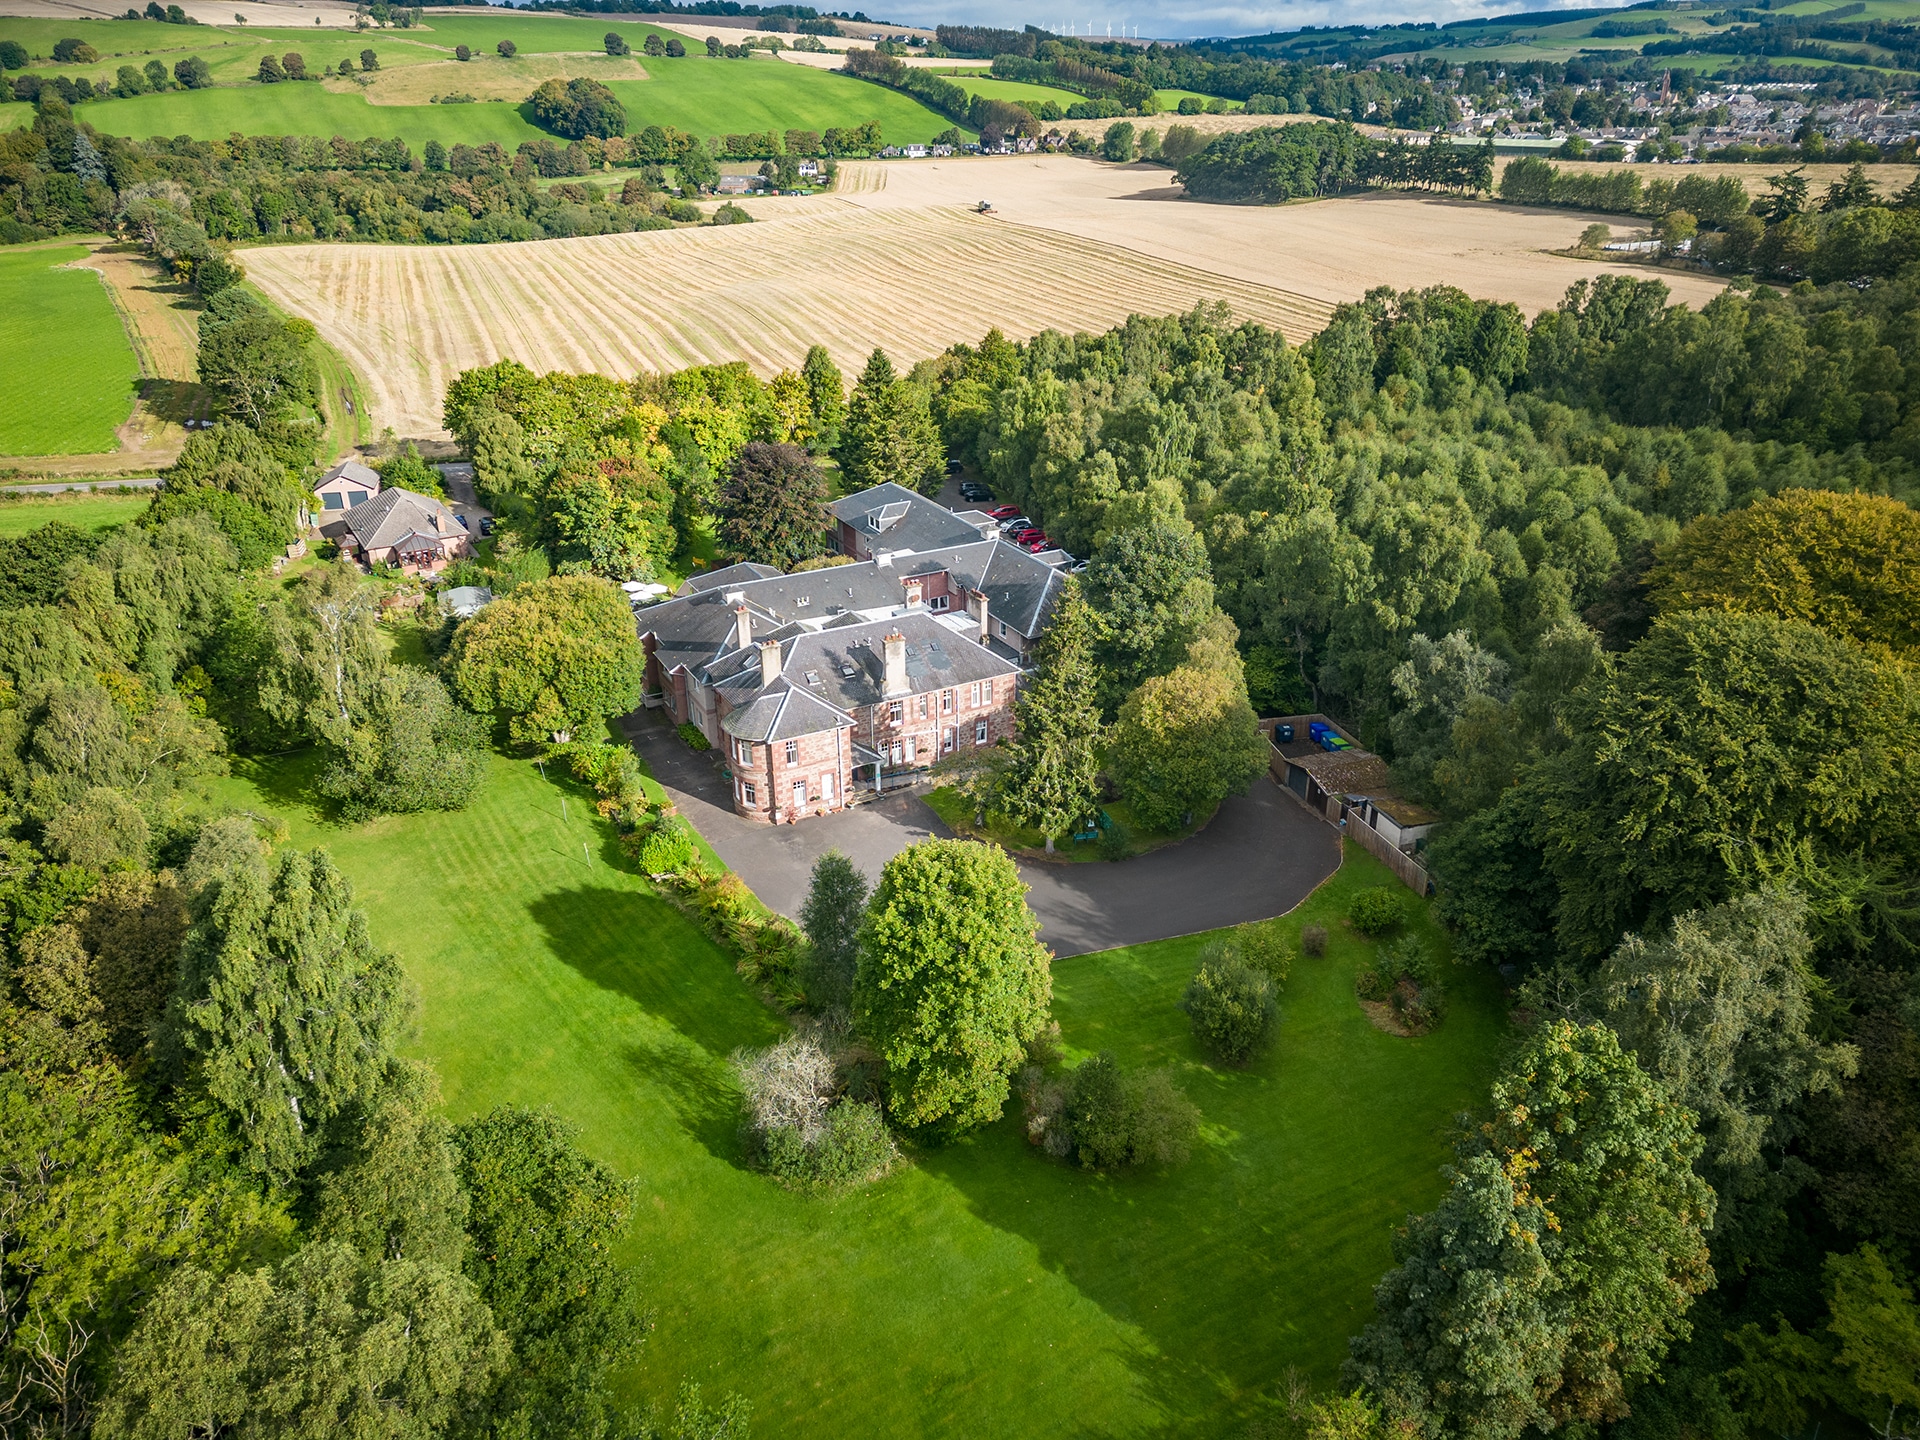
left=719, top=684, right=856, bottom=743
left=321, top=488, right=462, bottom=553
left=637, top=535, right=1062, bottom=670
left=825, top=482, right=991, bottom=553
left=709, top=613, right=1019, bottom=725
left=676, top=562, right=783, bottom=597
left=317, top=459, right=380, bottom=490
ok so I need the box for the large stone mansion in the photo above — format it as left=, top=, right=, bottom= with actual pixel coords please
left=637, top=483, right=1068, bottom=824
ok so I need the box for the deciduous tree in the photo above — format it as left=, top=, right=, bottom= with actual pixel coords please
left=718, top=441, right=827, bottom=567
left=157, top=847, right=409, bottom=1184
left=854, top=839, right=1051, bottom=1130
left=449, top=575, right=645, bottom=747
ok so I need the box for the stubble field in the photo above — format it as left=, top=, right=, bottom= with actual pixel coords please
left=244, top=156, right=1727, bottom=441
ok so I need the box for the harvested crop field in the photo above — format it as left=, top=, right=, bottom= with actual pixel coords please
left=244, top=155, right=1728, bottom=440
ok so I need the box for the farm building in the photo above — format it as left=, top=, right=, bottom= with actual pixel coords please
left=637, top=484, right=1064, bottom=822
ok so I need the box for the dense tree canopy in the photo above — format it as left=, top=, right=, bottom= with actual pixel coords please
left=450, top=575, right=646, bottom=747
left=854, top=840, right=1051, bottom=1130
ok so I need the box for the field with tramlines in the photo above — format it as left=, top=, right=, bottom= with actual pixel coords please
left=243, top=200, right=1333, bottom=438
left=242, top=155, right=1732, bottom=440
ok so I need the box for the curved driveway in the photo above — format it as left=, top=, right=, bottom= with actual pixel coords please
left=623, top=713, right=1340, bottom=958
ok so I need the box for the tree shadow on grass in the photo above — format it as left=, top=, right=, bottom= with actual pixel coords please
left=227, top=750, right=328, bottom=820
left=915, top=1115, right=1278, bottom=1439
left=621, top=1030, right=751, bottom=1170
left=525, top=883, right=783, bottom=1065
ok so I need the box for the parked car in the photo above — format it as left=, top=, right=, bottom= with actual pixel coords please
left=1000, top=519, right=1032, bottom=537
left=945, top=458, right=963, bottom=476
left=959, top=481, right=991, bottom=502
left=479, top=516, right=495, bottom=536
left=456, top=514, right=470, bottom=530
left=987, top=505, right=1021, bottom=521
left=1022, top=536, right=1052, bottom=553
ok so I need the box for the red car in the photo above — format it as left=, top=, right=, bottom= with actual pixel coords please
left=1022, top=535, right=1052, bottom=552
left=987, top=505, right=1022, bottom=521
left=1012, top=527, right=1043, bottom=544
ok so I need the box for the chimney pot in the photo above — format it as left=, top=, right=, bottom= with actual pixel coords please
left=733, top=605, right=752, bottom=651
left=757, top=638, right=781, bottom=687
left=882, top=630, right=909, bottom=697
left=968, top=588, right=990, bottom=644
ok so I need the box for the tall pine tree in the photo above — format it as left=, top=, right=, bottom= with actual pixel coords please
left=836, top=349, right=942, bottom=496
left=1001, top=581, right=1104, bottom=852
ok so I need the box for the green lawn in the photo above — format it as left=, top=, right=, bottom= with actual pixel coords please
left=944, top=73, right=1086, bottom=110
left=0, top=244, right=140, bottom=457
left=201, top=747, right=1506, bottom=1436
left=0, top=15, right=960, bottom=149
left=0, top=489, right=149, bottom=535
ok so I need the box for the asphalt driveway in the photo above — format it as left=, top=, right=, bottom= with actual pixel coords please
left=621, top=711, right=1340, bottom=958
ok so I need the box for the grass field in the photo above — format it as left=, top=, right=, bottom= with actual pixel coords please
left=944, top=73, right=1086, bottom=110
left=0, top=14, right=958, bottom=150
left=0, top=489, right=149, bottom=536
left=0, top=243, right=141, bottom=456
left=201, top=747, right=1506, bottom=1436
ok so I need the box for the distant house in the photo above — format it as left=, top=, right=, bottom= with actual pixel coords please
left=314, top=459, right=380, bottom=515
left=878, top=145, right=903, bottom=157
left=715, top=175, right=760, bottom=194
left=904, top=143, right=927, bottom=158
left=796, top=158, right=822, bottom=177
left=930, top=143, right=954, bottom=157
left=322, top=488, right=471, bottom=575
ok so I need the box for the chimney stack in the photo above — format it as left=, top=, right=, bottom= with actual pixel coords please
left=732, top=605, right=752, bottom=651
left=967, top=588, right=989, bottom=644
left=757, top=638, right=781, bottom=688
left=882, top=631, right=908, bottom=697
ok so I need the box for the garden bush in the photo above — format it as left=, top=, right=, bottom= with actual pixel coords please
left=676, top=721, right=710, bottom=751
left=1024, top=1052, right=1198, bottom=1170
left=561, top=741, right=647, bottom=814
left=1181, top=941, right=1278, bottom=1064
left=734, top=1035, right=895, bottom=1187
left=635, top=815, right=695, bottom=874
left=1355, top=934, right=1446, bottom=1034
left=1348, top=886, right=1403, bottom=937
left=1233, top=919, right=1292, bottom=983
left=1301, top=923, right=1328, bottom=957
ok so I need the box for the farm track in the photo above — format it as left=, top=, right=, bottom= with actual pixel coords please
left=245, top=202, right=1334, bottom=438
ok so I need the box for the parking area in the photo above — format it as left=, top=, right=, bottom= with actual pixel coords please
left=622, top=711, right=1341, bottom=959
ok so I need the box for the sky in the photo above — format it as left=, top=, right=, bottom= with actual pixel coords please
left=873, top=0, right=1595, bottom=41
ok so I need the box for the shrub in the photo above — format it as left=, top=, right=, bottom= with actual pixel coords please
left=1029, top=1052, right=1199, bottom=1170
left=1182, top=942, right=1278, bottom=1064
left=454, top=43, right=470, bottom=60
left=1234, top=919, right=1292, bottom=984
left=735, top=1035, right=895, bottom=1187
left=1357, top=934, right=1447, bottom=1033
left=561, top=740, right=646, bottom=813
left=1096, top=819, right=1131, bottom=860
left=1301, top=923, right=1328, bottom=957
left=496, top=39, right=516, bottom=56
left=676, top=721, right=710, bottom=751
left=1348, top=886, right=1403, bottom=937
left=635, top=815, right=695, bottom=874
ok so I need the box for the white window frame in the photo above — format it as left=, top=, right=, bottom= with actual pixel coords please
left=888, top=701, right=902, bottom=723
left=740, top=779, right=757, bottom=806
left=974, top=718, right=988, bottom=745
left=784, top=739, right=798, bottom=764
left=943, top=727, right=955, bottom=754
left=793, top=779, right=807, bottom=809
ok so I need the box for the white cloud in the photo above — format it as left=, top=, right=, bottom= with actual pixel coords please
left=878, top=0, right=1602, bottom=42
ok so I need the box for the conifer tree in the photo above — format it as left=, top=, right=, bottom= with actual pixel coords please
left=800, top=343, right=845, bottom=451
left=1000, top=581, right=1103, bottom=852
left=836, top=348, right=942, bottom=495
